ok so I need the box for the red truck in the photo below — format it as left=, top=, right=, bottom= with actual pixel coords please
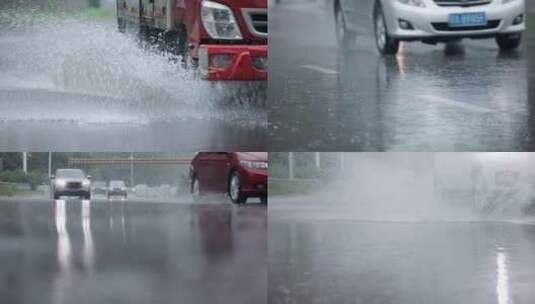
left=117, top=0, right=267, bottom=80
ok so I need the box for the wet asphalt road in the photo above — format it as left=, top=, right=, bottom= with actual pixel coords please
left=269, top=0, right=532, bottom=151
left=269, top=197, right=535, bottom=304
left=0, top=16, right=266, bottom=151
left=0, top=197, right=267, bottom=304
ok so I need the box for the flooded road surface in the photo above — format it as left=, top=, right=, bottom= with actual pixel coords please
left=0, top=197, right=267, bottom=304
left=269, top=0, right=531, bottom=151
left=269, top=198, right=535, bottom=304
left=0, top=14, right=266, bottom=150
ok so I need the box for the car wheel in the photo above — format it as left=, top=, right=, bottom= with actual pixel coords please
left=191, top=175, right=202, bottom=202
left=496, top=33, right=521, bottom=51
left=84, top=193, right=91, bottom=200
left=334, top=1, right=356, bottom=49
left=374, top=2, right=399, bottom=55
left=229, top=172, right=247, bottom=204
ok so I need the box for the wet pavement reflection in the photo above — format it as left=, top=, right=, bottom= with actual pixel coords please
left=269, top=201, right=535, bottom=304
left=269, top=0, right=532, bottom=151
left=0, top=198, right=267, bottom=304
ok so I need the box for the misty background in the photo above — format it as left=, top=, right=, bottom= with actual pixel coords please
left=270, top=152, right=535, bottom=220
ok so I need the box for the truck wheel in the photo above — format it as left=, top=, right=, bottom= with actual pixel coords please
left=117, top=18, right=126, bottom=33
left=191, top=175, right=202, bottom=202
left=374, top=2, right=399, bottom=55
left=496, top=34, right=521, bottom=51
left=260, top=195, right=267, bottom=205
left=334, top=1, right=356, bottom=49
left=229, top=171, right=247, bottom=204
left=84, top=193, right=91, bottom=200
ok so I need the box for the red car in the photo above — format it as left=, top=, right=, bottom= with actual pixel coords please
left=189, top=152, right=267, bottom=204
left=117, top=0, right=267, bottom=80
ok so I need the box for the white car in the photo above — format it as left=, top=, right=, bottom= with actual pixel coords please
left=335, top=0, right=526, bottom=54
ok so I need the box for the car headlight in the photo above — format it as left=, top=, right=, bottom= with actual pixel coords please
left=397, top=0, right=425, bottom=7
left=240, top=160, right=268, bottom=170
left=55, top=179, right=66, bottom=187
left=82, top=179, right=91, bottom=187
left=201, top=0, right=242, bottom=40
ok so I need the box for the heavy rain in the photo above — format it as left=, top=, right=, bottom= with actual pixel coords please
left=0, top=1, right=267, bottom=151
left=0, top=152, right=267, bottom=303
left=269, top=152, right=535, bottom=304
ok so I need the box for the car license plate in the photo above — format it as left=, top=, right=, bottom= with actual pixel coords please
left=448, top=12, right=487, bottom=27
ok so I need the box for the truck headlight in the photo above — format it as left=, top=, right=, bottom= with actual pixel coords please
left=397, top=0, right=425, bottom=7
left=201, top=0, right=243, bottom=40
left=240, top=161, right=268, bottom=170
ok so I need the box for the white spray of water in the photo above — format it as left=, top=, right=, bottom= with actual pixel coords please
left=0, top=10, right=266, bottom=125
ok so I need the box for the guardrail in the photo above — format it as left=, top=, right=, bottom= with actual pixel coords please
left=0, top=181, right=31, bottom=191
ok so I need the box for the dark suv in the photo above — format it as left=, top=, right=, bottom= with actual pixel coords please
left=50, top=169, right=91, bottom=200
left=108, top=180, right=127, bottom=199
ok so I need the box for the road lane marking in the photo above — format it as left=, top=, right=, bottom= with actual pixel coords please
left=301, top=64, right=340, bottom=75
left=419, top=94, right=497, bottom=114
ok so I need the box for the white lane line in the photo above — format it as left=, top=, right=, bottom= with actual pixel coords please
left=419, top=94, right=497, bottom=114
left=301, top=64, right=340, bottom=75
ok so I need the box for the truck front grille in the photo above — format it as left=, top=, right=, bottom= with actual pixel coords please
left=432, top=20, right=500, bottom=31
left=242, top=8, right=268, bottom=38
left=434, top=0, right=492, bottom=7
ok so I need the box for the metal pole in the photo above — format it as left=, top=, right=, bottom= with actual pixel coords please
left=288, top=152, right=295, bottom=180
left=22, top=152, right=27, bottom=173
left=130, top=153, right=134, bottom=187
left=48, top=152, right=52, bottom=177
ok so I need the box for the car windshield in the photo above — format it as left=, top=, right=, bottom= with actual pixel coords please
left=110, top=181, right=125, bottom=188
left=56, top=169, right=84, bottom=178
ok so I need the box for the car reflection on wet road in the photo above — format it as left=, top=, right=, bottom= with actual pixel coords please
left=0, top=198, right=267, bottom=304
left=269, top=199, right=535, bottom=304
left=269, top=0, right=531, bottom=151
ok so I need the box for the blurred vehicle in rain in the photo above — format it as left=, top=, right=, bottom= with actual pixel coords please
left=133, top=184, right=149, bottom=196
left=92, top=180, right=108, bottom=196
left=50, top=169, right=92, bottom=200
left=117, top=0, right=267, bottom=80
left=433, top=154, right=535, bottom=214
left=189, top=152, right=268, bottom=204
left=108, top=180, right=128, bottom=199
left=334, top=0, right=526, bottom=54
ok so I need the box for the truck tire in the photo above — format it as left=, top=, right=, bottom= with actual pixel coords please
left=260, top=195, right=267, bottom=205
left=117, top=18, right=126, bottom=33
left=84, top=193, right=91, bottom=200
left=496, top=34, right=522, bottom=51
left=54, top=192, right=60, bottom=200
left=374, top=2, right=399, bottom=55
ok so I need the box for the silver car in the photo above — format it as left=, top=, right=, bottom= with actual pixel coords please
left=335, top=0, right=526, bottom=54
left=50, top=169, right=91, bottom=200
